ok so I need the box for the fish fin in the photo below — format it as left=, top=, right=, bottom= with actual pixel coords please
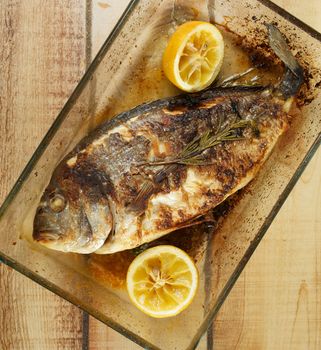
left=130, top=164, right=178, bottom=212
left=132, top=212, right=217, bottom=255
left=130, top=180, right=156, bottom=213
left=267, top=24, right=300, bottom=75
left=267, top=24, right=304, bottom=98
left=174, top=212, right=216, bottom=230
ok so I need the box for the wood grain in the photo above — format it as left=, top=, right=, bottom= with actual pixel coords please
left=0, top=1, right=87, bottom=349
left=86, top=1, right=143, bottom=348
left=0, top=0, right=320, bottom=349
left=213, top=148, right=321, bottom=350
left=86, top=1, right=321, bottom=349
left=211, top=1, right=321, bottom=349
left=89, top=319, right=141, bottom=350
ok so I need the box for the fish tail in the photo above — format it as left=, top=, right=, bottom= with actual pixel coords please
left=267, top=24, right=304, bottom=99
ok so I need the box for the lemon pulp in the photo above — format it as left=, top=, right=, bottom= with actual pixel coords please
left=126, top=245, right=198, bottom=318
left=163, top=21, right=224, bottom=92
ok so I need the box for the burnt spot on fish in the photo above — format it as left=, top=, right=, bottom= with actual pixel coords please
left=167, top=95, right=202, bottom=110
left=203, top=190, right=225, bottom=204
left=103, top=134, right=151, bottom=169
left=106, top=132, right=127, bottom=149
left=57, top=157, right=115, bottom=205
left=59, top=177, right=81, bottom=203
left=169, top=166, right=187, bottom=190
left=177, top=209, right=187, bottom=221
left=155, top=207, right=173, bottom=231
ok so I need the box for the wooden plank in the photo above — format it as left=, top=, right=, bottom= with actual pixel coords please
left=0, top=264, right=84, bottom=350
left=0, top=0, right=87, bottom=349
left=87, top=0, right=321, bottom=349
left=212, top=1, right=321, bottom=349
left=90, top=0, right=129, bottom=58
left=86, top=1, right=141, bottom=348
left=213, top=148, right=321, bottom=349
left=1, top=1, right=320, bottom=349
left=89, top=319, right=141, bottom=350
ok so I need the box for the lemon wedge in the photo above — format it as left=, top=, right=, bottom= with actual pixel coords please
left=163, top=21, right=224, bottom=92
left=126, top=245, right=198, bottom=318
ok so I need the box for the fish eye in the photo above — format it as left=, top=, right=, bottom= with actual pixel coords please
left=49, top=194, right=66, bottom=213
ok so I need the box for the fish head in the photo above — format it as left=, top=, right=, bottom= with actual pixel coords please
left=33, top=162, right=113, bottom=254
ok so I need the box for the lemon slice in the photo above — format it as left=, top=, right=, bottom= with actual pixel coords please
left=126, top=245, right=198, bottom=318
left=163, top=21, right=224, bottom=92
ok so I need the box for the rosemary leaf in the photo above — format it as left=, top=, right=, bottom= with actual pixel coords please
left=154, top=118, right=253, bottom=166
left=131, top=118, right=255, bottom=209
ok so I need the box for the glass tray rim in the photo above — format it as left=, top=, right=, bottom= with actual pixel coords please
left=0, top=1, right=320, bottom=349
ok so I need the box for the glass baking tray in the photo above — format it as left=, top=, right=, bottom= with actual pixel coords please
left=0, top=0, right=320, bottom=349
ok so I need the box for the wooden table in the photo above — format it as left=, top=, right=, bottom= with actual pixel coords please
left=0, top=1, right=320, bottom=349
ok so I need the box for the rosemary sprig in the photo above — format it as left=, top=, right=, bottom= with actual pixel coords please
left=146, top=119, right=253, bottom=166
left=217, top=67, right=262, bottom=88
left=130, top=117, right=255, bottom=211
left=218, top=67, right=255, bottom=87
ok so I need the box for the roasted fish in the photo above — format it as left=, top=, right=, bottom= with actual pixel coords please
left=33, top=25, right=304, bottom=254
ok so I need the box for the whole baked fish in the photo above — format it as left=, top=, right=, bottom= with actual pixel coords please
left=33, top=25, right=303, bottom=254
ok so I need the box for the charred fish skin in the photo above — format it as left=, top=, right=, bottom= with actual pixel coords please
left=95, top=91, right=289, bottom=254
left=33, top=25, right=304, bottom=254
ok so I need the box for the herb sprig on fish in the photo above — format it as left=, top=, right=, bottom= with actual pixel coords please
left=131, top=117, right=256, bottom=211
left=145, top=118, right=255, bottom=166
